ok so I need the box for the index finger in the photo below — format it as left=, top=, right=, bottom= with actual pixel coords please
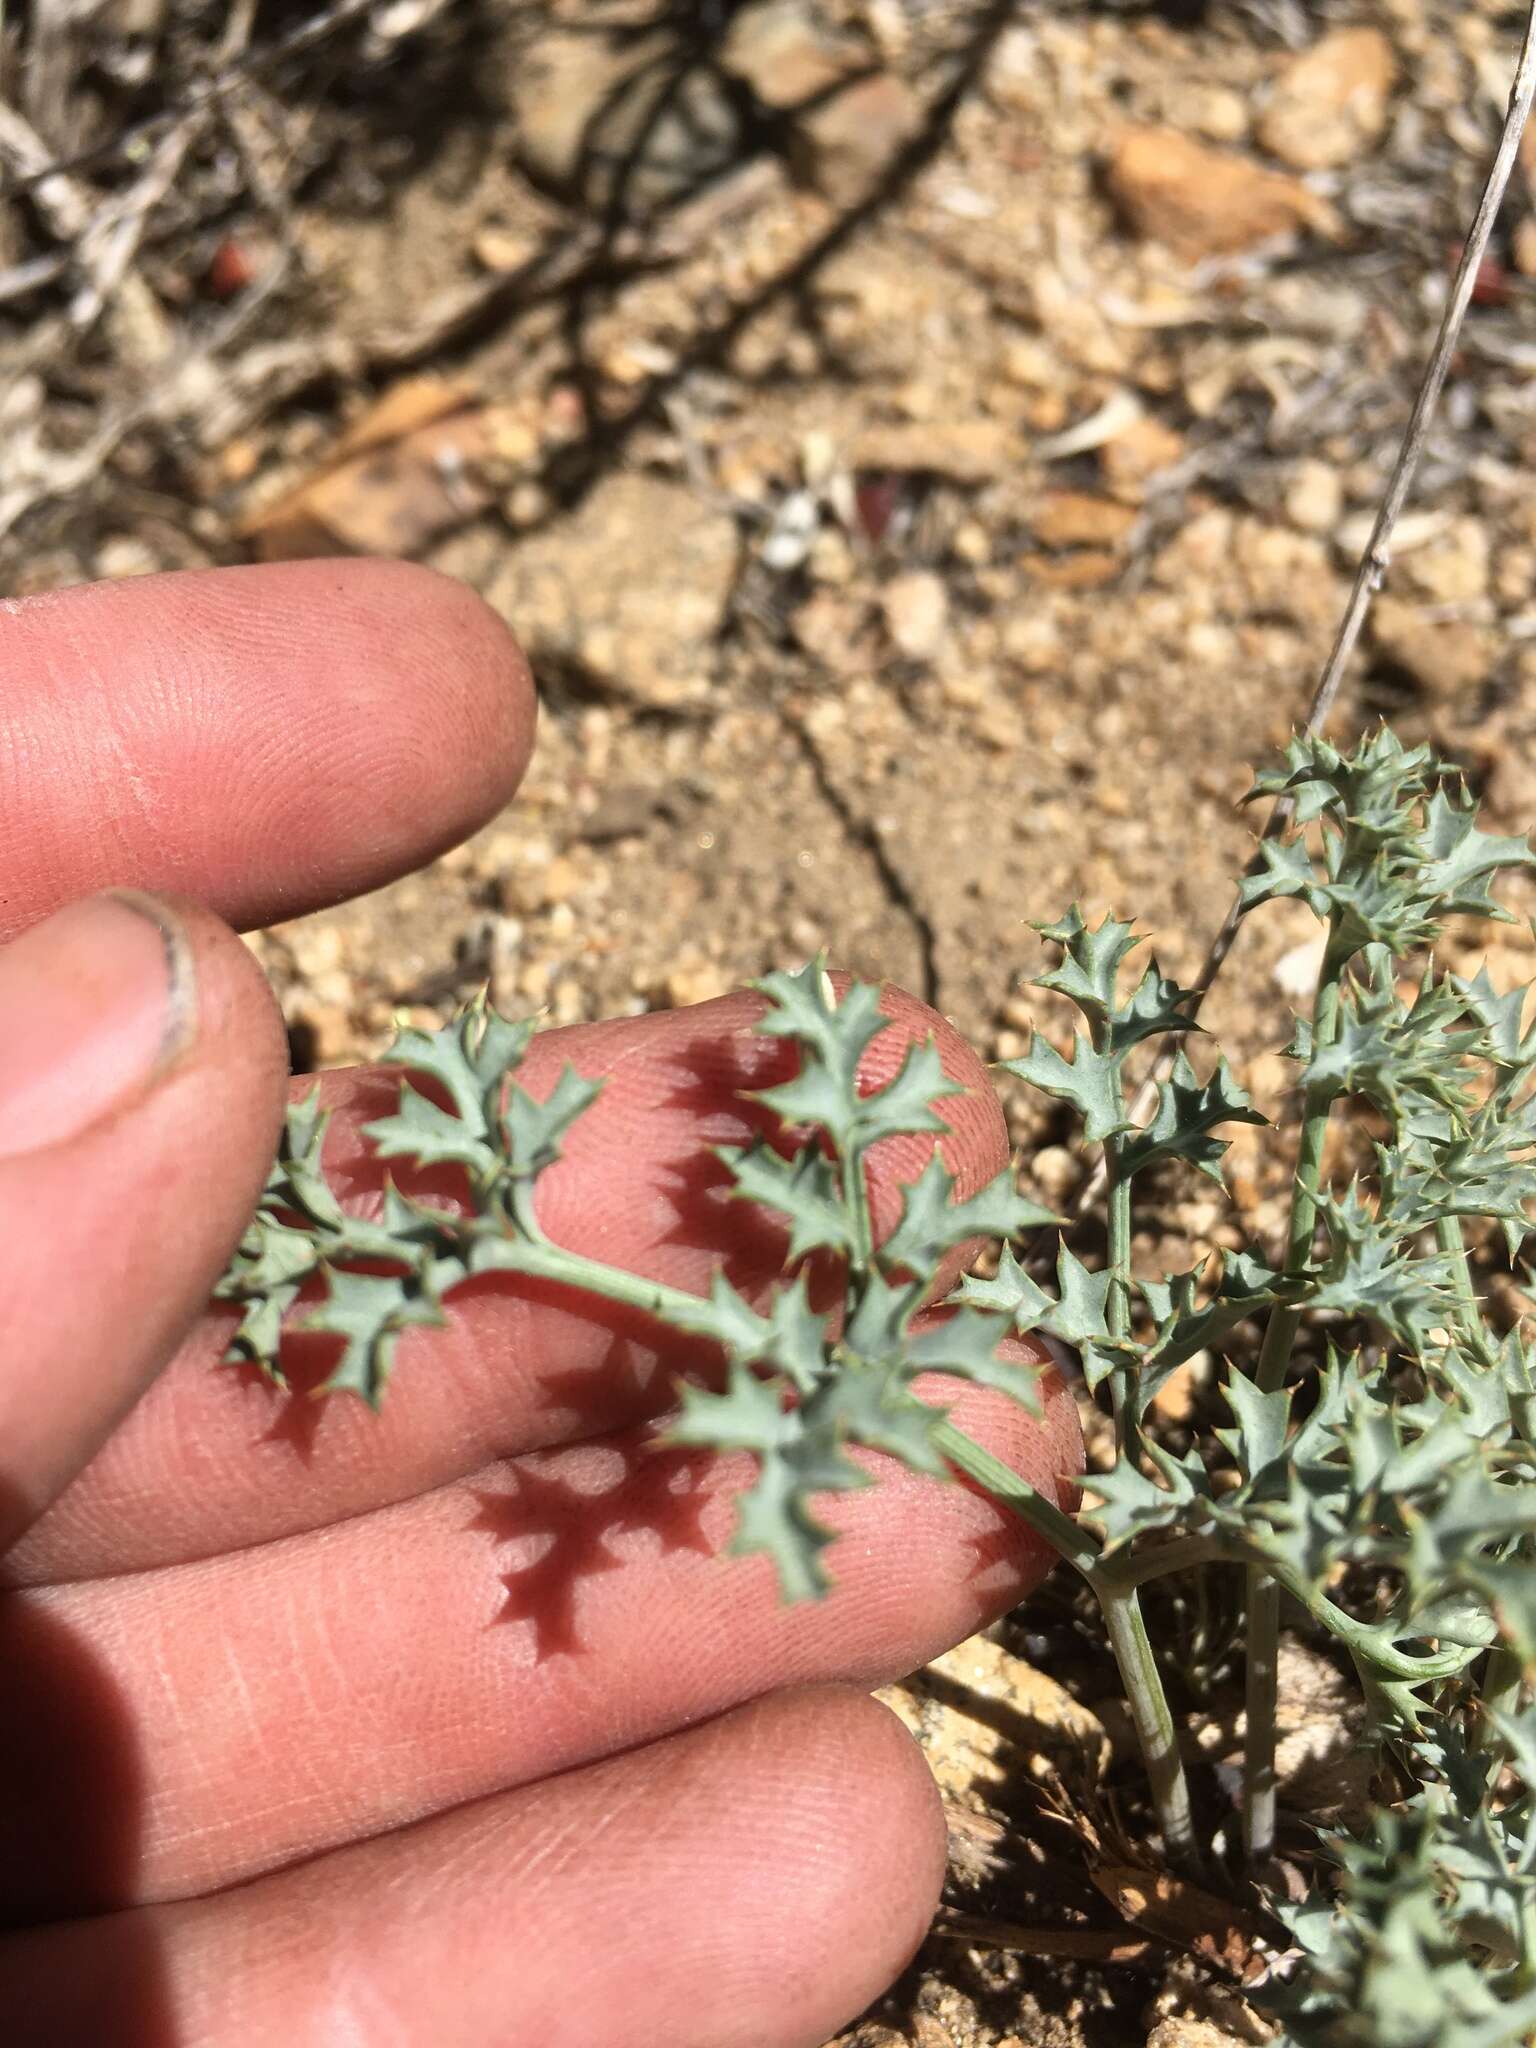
left=0, top=560, right=534, bottom=941
left=8, top=984, right=1026, bottom=1585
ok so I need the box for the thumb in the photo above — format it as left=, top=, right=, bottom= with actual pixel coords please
left=0, top=892, right=288, bottom=1546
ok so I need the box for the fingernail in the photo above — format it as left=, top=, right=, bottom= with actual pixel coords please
left=0, top=892, right=195, bottom=1158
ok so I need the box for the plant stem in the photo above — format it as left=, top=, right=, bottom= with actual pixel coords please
left=938, top=1419, right=1203, bottom=1875
left=934, top=1419, right=1102, bottom=1574
left=1244, top=923, right=1349, bottom=1868
left=1105, top=1146, right=1138, bottom=1460
left=1068, top=0, right=1536, bottom=1226
left=1101, top=1581, right=1204, bottom=1876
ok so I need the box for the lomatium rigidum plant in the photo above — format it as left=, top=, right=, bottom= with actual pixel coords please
left=220, top=728, right=1536, bottom=2048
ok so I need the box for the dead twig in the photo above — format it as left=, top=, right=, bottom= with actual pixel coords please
left=0, top=0, right=379, bottom=203
left=931, top=1909, right=1157, bottom=1966
left=1062, top=1, right=1536, bottom=1230
left=21, top=0, right=96, bottom=153
left=68, top=111, right=206, bottom=345
left=0, top=97, right=173, bottom=374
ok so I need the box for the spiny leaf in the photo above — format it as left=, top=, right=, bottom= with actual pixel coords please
left=1143, top=1248, right=1282, bottom=1372
left=1417, top=788, right=1535, bottom=919
left=300, top=1265, right=447, bottom=1407
left=1237, top=834, right=1326, bottom=916
left=953, top=1240, right=1049, bottom=1316
left=718, top=1139, right=853, bottom=1264
left=1086, top=1447, right=1211, bottom=1552
left=668, top=1363, right=867, bottom=1602
left=902, top=1310, right=1044, bottom=1413
left=1118, top=1051, right=1265, bottom=1182
left=998, top=1032, right=1129, bottom=1144
left=752, top=962, right=963, bottom=1153
left=701, top=1269, right=830, bottom=1394
left=1215, top=1372, right=1294, bottom=1492
left=502, top=1064, right=604, bottom=1177
left=1029, top=905, right=1141, bottom=1025
left=1311, top=1187, right=1457, bottom=1349
left=879, top=1155, right=1057, bottom=1276
left=1452, top=964, right=1536, bottom=1069
left=1304, top=956, right=1478, bottom=1128
left=814, top=1362, right=951, bottom=1478
left=1109, top=961, right=1204, bottom=1054
left=365, top=1081, right=502, bottom=1181
left=978, top=1243, right=1127, bottom=1391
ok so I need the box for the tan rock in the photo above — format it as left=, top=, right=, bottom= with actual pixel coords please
left=792, top=70, right=924, bottom=205
left=1400, top=515, right=1489, bottom=604
left=881, top=569, right=949, bottom=660
left=657, top=959, right=731, bottom=1010
left=1029, top=490, right=1138, bottom=549
left=242, top=378, right=494, bottom=560
left=790, top=587, right=872, bottom=673
left=1020, top=548, right=1122, bottom=589
left=997, top=333, right=1058, bottom=388
left=509, top=30, right=740, bottom=208
left=1001, top=611, right=1062, bottom=673
left=721, top=0, right=856, bottom=109
left=1284, top=458, right=1343, bottom=534
left=925, top=1635, right=1113, bottom=1783
left=848, top=417, right=1015, bottom=483
left=1146, top=2021, right=1254, bottom=2048
left=499, top=853, right=581, bottom=917
left=1107, top=126, right=1340, bottom=262
left=1259, top=27, right=1397, bottom=172
left=1100, top=414, right=1186, bottom=500
left=1371, top=597, right=1493, bottom=703
left=473, top=227, right=536, bottom=274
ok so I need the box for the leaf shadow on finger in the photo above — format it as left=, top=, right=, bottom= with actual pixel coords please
left=465, top=1439, right=719, bottom=1660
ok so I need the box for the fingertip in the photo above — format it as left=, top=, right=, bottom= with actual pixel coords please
left=252, top=558, right=536, bottom=886
left=729, top=1684, right=948, bottom=2022
left=354, top=559, right=537, bottom=804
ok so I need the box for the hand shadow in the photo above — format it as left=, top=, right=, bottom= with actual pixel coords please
left=0, top=1476, right=173, bottom=2040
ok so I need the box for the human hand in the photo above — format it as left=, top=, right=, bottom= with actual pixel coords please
left=0, top=562, right=1082, bottom=2046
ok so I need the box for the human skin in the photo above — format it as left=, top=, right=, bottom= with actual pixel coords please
left=0, top=561, right=1083, bottom=2047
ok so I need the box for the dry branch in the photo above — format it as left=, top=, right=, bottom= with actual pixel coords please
left=1066, top=0, right=1536, bottom=1227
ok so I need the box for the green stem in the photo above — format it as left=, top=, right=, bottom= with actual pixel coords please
left=1246, top=924, right=1349, bottom=1869
left=938, top=1420, right=1202, bottom=1875
left=1253, top=947, right=1348, bottom=1396
left=1114, top=1528, right=1230, bottom=1588
left=844, top=1139, right=875, bottom=1309
left=935, top=1420, right=1102, bottom=1573
left=472, top=1224, right=768, bottom=1342
left=1102, top=1582, right=1204, bottom=1876
left=1105, top=1148, right=1138, bottom=1462
left=1114, top=1524, right=1475, bottom=1681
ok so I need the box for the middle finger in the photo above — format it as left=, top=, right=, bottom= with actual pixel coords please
left=11, top=985, right=1013, bottom=1585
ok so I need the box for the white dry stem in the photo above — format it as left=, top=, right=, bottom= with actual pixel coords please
left=1069, top=0, right=1536, bottom=1224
